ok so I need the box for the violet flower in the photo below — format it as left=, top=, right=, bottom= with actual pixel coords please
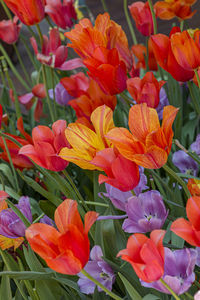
left=78, top=245, right=115, bottom=294
left=122, top=190, right=168, bottom=233
left=102, top=167, right=148, bottom=211
left=157, top=87, right=169, bottom=120
left=195, top=247, right=200, bottom=267
left=142, top=248, right=197, bottom=295
left=0, top=196, right=32, bottom=239
left=191, top=134, right=200, bottom=156
left=49, top=82, right=73, bottom=106
left=172, top=150, right=198, bottom=176
left=39, top=215, right=54, bottom=226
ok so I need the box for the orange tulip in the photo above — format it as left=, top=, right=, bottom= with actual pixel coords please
left=61, top=72, right=90, bottom=98
left=154, top=0, right=196, bottom=21
left=91, top=148, right=140, bottom=192
left=0, top=191, right=8, bottom=212
left=187, top=178, right=200, bottom=196
left=171, top=196, right=200, bottom=246
left=65, top=12, right=132, bottom=69
left=68, top=79, right=117, bottom=119
left=132, top=40, right=158, bottom=71
left=84, top=46, right=127, bottom=95
left=3, top=0, right=45, bottom=26
left=106, top=103, right=178, bottom=169
left=150, top=27, right=194, bottom=81
left=59, top=105, right=114, bottom=170
left=26, top=199, right=98, bottom=274
left=129, top=1, right=154, bottom=36
left=127, top=72, right=166, bottom=108
left=170, top=29, right=200, bottom=71
left=117, top=230, right=165, bottom=282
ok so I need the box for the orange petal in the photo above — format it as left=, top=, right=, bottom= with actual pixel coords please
left=106, top=127, right=145, bottom=161
left=17, top=117, right=33, bottom=144
left=186, top=196, right=200, bottom=230
left=25, top=223, right=61, bottom=259
left=129, top=103, right=160, bottom=143
left=0, top=236, right=24, bottom=250
left=84, top=211, right=98, bottom=234
left=162, top=105, right=179, bottom=144
left=171, top=218, right=200, bottom=246
left=54, top=199, right=83, bottom=234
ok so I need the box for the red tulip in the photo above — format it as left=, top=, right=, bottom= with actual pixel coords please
left=45, top=0, right=77, bottom=29
left=3, top=0, right=45, bottom=26
left=84, top=47, right=127, bottom=96
left=0, top=118, right=33, bottom=169
left=118, top=230, right=165, bottom=282
left=127, top=72, right=166, bottom=108
left=26, top=199, right=98, bottom=274
left=150, top=27, right=194, bottom=81
left=132, top=40, right=158, bottom=71
left=91, top=148, right=140, bottom=192
left=129, top=1, right=154, bottom=36
left=171, top=196, right=200, bottom=246
left=0, top=17, right=21, bottom=44
left=61, top=72, right=90, bottom=98
left=19, top=120, right=69, bottom=171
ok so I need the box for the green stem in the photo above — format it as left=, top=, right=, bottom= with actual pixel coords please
left=84, top=201, right=108, bottom=208
left=180, top=20, right=184, bottom=32
left=2, top=137, right=20, bottom=192
left=163, top=164, right=190, bottom=198
left=101, top=0, right=108, bottom=12
left=0, top=0, right=12, bottom=19
left=6, top=199, right=31, bottom=227
left=50, top=68, right=57, bottom=120
left=45, top=16, right=54, bottom=28
left=42, top=65, right=55, bottom=123
left=148, top=0, right=157, bottom=34
left=145, top=37, right=149, bottom=71
left=81, top=269, right=122, bottom=300
left=0, top=131, right=22, bottom=147
left=185, top=292, right=193, bottom=300
left=187, top=81, right=200, bottom=115
left=123, top=0, right=137, bottom=45
left=194, top=68, right=200, bottom=90
left=20, top=36, right=39, bottom=70
left=35, top=23, right=43, bottom=46
left=160, top=278, right=181, bottom=300
left=62, top=169, right=88, bottom=211
left=1, top=57, right=22, bottom=119
left=13, top=44, right=31, bottom=86
left=33, top=213, right=45, bottom=223
left=0, top=44, right=29, bottom=91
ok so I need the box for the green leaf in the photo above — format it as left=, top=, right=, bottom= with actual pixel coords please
left=171, top=231, right=184, bottom=248
left=143, top=294, right=160, bottom=300
left=118, top=272, right=143, bottom=300
left=0, top=275, right=12, bottom=300
left=0, top=271, right=54, bottom=280
left=0, top=163, right=14, bottom=187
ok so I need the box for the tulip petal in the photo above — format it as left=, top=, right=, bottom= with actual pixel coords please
left=129, top=103, right=160, bottom=143
left=0, top=236, right=24, bottom=250
left=84, top=211, right=98, bottom=234
left=32, top=125, right=54, bottom=145
left=162, top=105, right=179, bottom=144
left=171, top=218, right=200, bottom=246
left=54, top=199, right=83, bottom=234
left=186, top=196, right=200, bottom=230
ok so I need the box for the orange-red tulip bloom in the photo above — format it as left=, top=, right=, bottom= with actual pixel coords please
left=19, top=120, right=69, bottom=171
left=187, top=178, right=200, bottom=196
left=3, top=0, right=45, bottom=26
left=171, top=29, right=200, bottom=71
left=106, top=103, right=178, bottom=169
left=127, top=72, right=166, bottom=108
left=0, top=118, right=33, bottom=169
left=61, top=72, right=90, bottom=98
left=150, top=27, right=194, bottom=81
left=171, top=196, right=200, bottom=247
left=68, top=79, right=117, bottom=119
left=154, top=0, right=196, bottom=21
left=117, top=230, right=165, bottom=282
left=26, top=199, right=98, bottom=274
left=129, top=1, right=154, bottom=36
left=84, top=47, right=127, bottom=95
left=132, top=40, right=158, bottom=71
left=91, top=148, right=140, bottom=192
left=65, top=12, right=132, bottom=69
left=59, top=105, right=114, bottom=170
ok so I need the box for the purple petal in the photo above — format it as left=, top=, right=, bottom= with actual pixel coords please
left=90, top=245, right=103, bottom=261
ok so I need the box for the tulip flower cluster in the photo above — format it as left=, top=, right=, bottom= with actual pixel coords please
left=0, top=0, right=200, bottom=299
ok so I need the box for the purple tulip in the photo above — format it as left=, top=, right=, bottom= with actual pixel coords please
left=0, top=196, right=32, bottom=238
left=49, top=82, right=73, bottom=106
left=102, top=167, right=148, bottom=211
left=195, top=247, right=200, bottom=267
left=122, top=190, right=168, bottom=233
left=157, top=87, right=169, bottom=120
left=39, top=215, right=54, bottom=226
left=77, top=245, right=115, bottom=294
left=142, top=248, right=197, bottom=295
left=172, top=150, right=198, bottom=176
left=191, top=134, right=200, bottom=156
